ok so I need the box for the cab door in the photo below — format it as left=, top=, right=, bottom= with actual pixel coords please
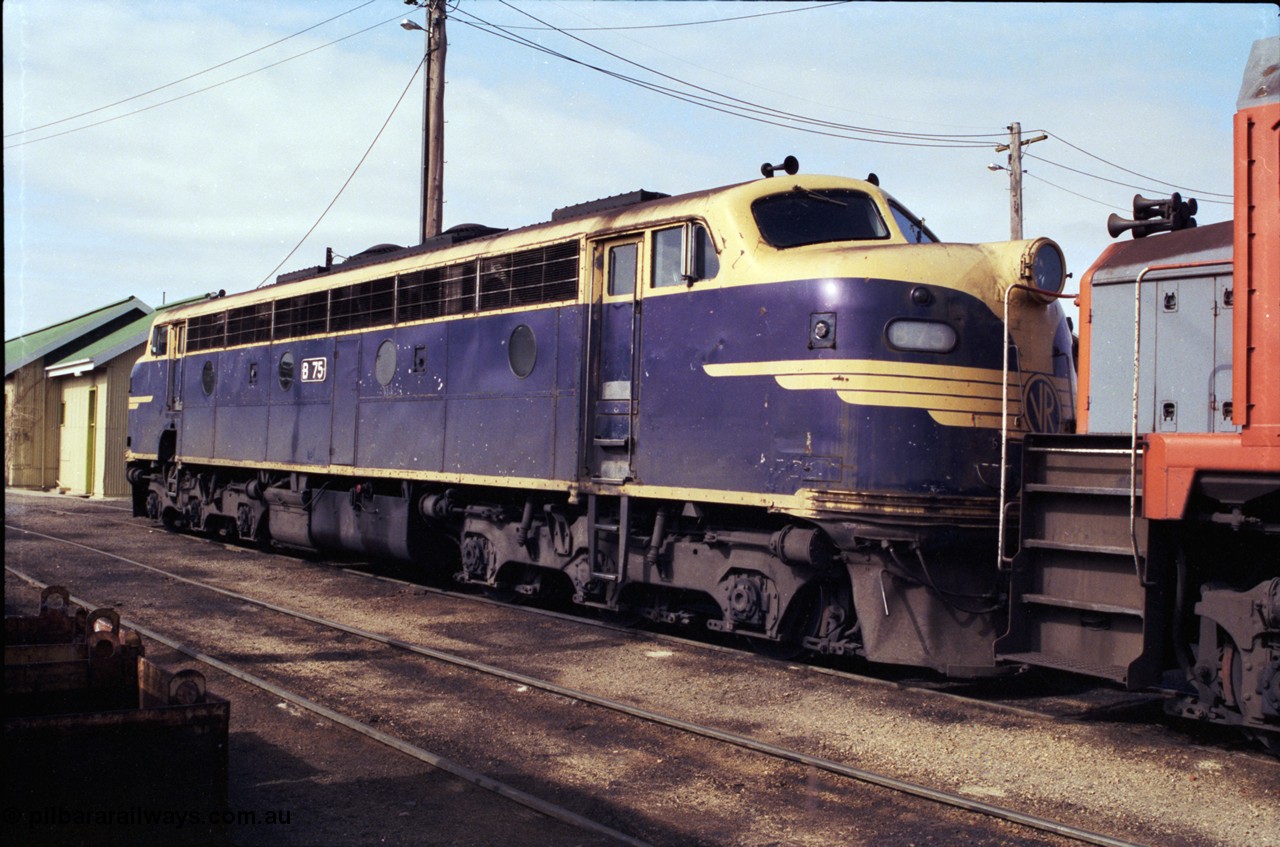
left=330, top=337, right=360, bottom=465
left=588, top=236, right=643, bottom=482
left=165, top=322, right=186, bottom=413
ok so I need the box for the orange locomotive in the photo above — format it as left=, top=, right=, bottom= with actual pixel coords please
left=999, top=36, right=1279, bottom=749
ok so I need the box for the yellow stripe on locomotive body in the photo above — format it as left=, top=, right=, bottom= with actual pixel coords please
left=700, top=359, right=1073, bottom=430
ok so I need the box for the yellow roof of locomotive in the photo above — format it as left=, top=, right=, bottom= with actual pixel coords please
left=158, top=173, right=915, bottom=321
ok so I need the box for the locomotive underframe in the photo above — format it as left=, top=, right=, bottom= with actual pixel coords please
left=129, top=457, right=1010, bottom=675
left=1171, top=577, right=1280, bottom=741
left=1161, top=477, right=1280, bottom=746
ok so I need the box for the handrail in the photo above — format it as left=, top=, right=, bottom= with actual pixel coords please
left=997, top=284, right=1076, bottom=573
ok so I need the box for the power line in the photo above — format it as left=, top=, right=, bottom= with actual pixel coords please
left=4, top=9, right=404, bottom=150
left=495, top=0, right=1006, bottom=143
left=1043, top=132, right=1231, bottom=198
left=7, top=0, right=1230, bottom=214
left=1024, top=152, right=1230, bottom=206
left=497, top=1, right=853, bottom=32
left=1023, top=171, right=1129, bottom=213
left=4, top=0, right=378, bottom=140
left=483, top=3, right=1230, bottom=200
left=451, top=4, right=1002, bottom=148
left=549, top=1, right=996, bottom=136
left=258, top=55, right=426, bottom=289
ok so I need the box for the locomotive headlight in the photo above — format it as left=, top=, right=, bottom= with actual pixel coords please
left=1019, top=237, right=1067, bottom=303
left=886, top=319, right=957, bottom=353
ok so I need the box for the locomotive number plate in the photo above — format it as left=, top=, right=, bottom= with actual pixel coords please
left=300, top=357, right=328, bottom=383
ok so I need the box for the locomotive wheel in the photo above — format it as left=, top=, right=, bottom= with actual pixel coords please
left=160, top=507, right=182, bottom=532
left=743, top=582, right=838, bottom=661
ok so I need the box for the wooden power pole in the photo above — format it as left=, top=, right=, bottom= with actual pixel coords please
left=423, top=0, right=446, bottom=241
left=406, top=1, right=447, bottom=242
left=995, top=122, right=1047, bottom=240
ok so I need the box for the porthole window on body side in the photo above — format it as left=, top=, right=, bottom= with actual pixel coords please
left=278, top=352, right=295, bottom=390
left=508, top=325, right=536, bottom=378
left=201, top=361, right=216, bottom=395
left=375, top=339, right=397, bottom=386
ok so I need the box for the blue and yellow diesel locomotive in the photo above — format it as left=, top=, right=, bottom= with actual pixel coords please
left=126, top=167, right=1074, bottom=675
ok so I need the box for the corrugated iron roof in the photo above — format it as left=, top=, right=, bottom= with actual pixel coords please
left=43, top=312, right=153, bottom=378
left=4, top=297, right=152, bottom=377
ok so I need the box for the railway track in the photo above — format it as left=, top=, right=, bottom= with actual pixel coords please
left=7, top=494, right=1201, bottom=734
left=6, top=523, right=1132, bottom=847
left=6, top=493, right=1277, bottom=846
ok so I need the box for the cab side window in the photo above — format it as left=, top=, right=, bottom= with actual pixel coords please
left=652, top=227, right=683, bottom=288
left=889, top=203, right=938, bottom=244
left=651, top=223, right=719, bottom=289
left=692, top=224, right=719, bottom=281
left=150, top=325, right=168, bottom=356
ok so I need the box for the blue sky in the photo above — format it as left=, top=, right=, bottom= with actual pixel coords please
left=4, top=1, right=1276, bottom=339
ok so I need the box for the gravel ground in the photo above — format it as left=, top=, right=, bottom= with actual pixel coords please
left=5, top=490, right=1278, bottom=846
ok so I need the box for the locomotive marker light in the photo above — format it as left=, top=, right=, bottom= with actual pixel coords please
left=808, top=312, right=836, bottom=349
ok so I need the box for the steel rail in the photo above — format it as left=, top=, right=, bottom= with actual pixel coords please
left=6, top=493, right=1113, bottom=725
left=6, top=523, right=1143, bottom=847
left=10, top=495, right=1073, bottom=723
left=21, top=494, right=1276, bottom=768
left=1, top=496, right=1200, bottom=740
left=334, top=563, right=1124, bottom=726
